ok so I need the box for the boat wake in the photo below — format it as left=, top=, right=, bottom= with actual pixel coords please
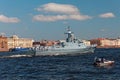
left=0, top=54, right=32, bottom=58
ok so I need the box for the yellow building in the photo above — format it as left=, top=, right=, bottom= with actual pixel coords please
left=82, top=40, right=91, bottom=46
left=90, top=38, right=120, bottom=48
left=0, top=36, right=9, bottom=52
left=100, top=39, right=115, bottom=47
left=7, top=35, right=34, bottom=49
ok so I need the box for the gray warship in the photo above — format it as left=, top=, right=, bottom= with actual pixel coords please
left=34, top=27, right=96, bottom=56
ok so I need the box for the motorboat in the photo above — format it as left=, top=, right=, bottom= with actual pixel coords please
left=0, top=47, right=35, bottom=58
left=10, top=47, right=33, bottom=52
left=93, top=57, right=115, bottom=67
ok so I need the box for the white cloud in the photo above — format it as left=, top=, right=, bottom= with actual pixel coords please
left=0, top=14, right=20, bottom=23
left=36, top=3, right=80, bottom=15
left=33, top=15, right=67, bottom=22
left=99, top=13, right=115, bottom=18
left=33, top=14, right=91, bottom=22
left=69, top=15, right=91, bottom=20
left=33, top=3, right=91, bottom=22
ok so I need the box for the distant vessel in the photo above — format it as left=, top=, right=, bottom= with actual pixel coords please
left=34, top=27, right=96, bottom=56
left=0, top=47, right=35, bottom=58
left=10, top=47, right=33, bottom=52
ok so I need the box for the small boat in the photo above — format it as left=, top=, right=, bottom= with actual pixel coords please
left=10, top=47, right=33, bottom=52
left=93, top=57, right=115, bottom=67
left=0, top=47, right=35, bottom=58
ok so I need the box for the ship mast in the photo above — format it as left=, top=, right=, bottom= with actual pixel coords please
left=65, top=26, right=74, bottom=42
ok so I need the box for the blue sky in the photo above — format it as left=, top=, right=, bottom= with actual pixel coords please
left=0, top=0, right=120, bottom=40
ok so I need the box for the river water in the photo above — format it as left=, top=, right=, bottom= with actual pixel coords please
left=0, top=48, right=120, bottom=80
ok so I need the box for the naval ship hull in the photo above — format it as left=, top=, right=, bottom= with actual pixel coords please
left=35, top=47, right=95, bottom=56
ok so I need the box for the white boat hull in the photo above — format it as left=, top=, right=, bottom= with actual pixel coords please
left=94, top=61, right=114, bottom=67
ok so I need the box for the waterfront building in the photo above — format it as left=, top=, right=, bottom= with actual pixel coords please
left=0, top=36, right=8, bottom=52
left=82, top=40, right=91, bottom=46
left=90, top=38, right=120, bottom=48
left=7, top=35, right=34, bottom=49
left=33, top=40, right=58, bottom=47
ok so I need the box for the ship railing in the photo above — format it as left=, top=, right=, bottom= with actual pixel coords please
left=33, top=46, right=49, bottom=51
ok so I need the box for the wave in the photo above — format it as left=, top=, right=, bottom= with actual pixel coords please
left=0, top=54, right=32, bottom=58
